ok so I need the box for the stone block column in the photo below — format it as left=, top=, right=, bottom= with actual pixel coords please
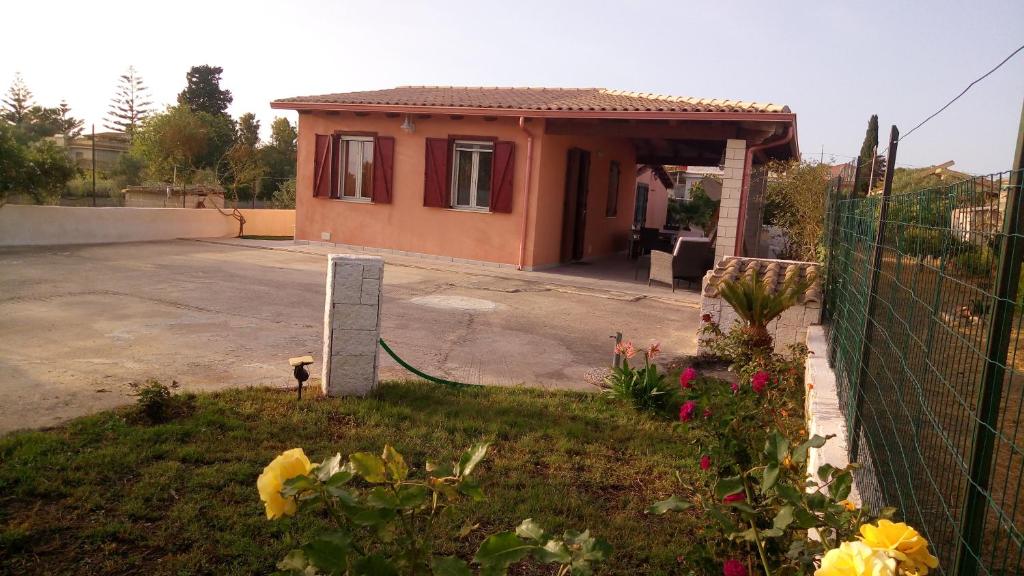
left=717, top=139, right=747, bottom=263
left=322, top=254, right=383, bottom=396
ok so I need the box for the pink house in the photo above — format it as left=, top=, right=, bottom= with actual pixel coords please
left=271, top=87, right=798, bottom=270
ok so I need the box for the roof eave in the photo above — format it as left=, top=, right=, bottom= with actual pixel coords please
left=270, top=100, right=796, bottom=123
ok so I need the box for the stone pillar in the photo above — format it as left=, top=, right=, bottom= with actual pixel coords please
left=322, top=254, right=383, bottom=396
left=717, top=139, right=747, bottom=263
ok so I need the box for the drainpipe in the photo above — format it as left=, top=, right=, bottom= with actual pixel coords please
left=735, top=126, right=795, bottom=256
left=517, top=116, right=535, bottom=270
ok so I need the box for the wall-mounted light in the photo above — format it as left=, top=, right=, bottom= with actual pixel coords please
left=400, top=114, right=416, bottom=133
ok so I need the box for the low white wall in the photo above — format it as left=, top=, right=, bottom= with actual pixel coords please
left=0, top=205, right=294, bottom=246
left=804, top=325, right=861, bottom=506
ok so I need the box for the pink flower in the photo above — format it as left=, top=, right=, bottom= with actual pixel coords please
left=679, top=400, right=697, bottom=422
left=700, top=454, right=711, bottom=470
left=647, top=342, right=661, bottom=359
left=615, top=341, right=637, bottom=359
left=751, top=370, right=770, bottom=394
left=679, top=367, right=697, bottom=389
left=703, top=407, right=713, bottom=419
left=722, top=559, right=748, bottom=576
left=723, top=492, right=746, bottom=503
left=702, top=313, right=713, bottom=323
left=730, top=382, right=739, bottom=395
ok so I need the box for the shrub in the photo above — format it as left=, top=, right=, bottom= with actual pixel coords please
left=129, top=379, right=193, bottom=423
left=261, top=443, right=610, bottom=575
left=717, top=272, right=812, bottom=351
left=602, top=341, right=677, bottom=414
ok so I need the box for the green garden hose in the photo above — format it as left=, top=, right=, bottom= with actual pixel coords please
left=378, top=338, right=475, bottom=388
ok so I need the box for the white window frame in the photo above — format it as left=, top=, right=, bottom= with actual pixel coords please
left=338, top=136, right=374, bottom=201
left=450, top=140, right=493, bottom=211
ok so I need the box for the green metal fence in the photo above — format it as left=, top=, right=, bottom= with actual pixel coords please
left=824, top=158, right=1024, bottom=575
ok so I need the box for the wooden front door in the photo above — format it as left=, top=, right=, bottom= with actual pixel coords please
left=561, top=148, right=591, bottom=262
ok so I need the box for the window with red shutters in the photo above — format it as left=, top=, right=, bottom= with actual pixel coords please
left=423, top=138, right=450, bottom=207
left=372, top=136, right=395, bottom=204
left=490, top=141, right=515, bottom=213
left=313, top=134, right=332, bottom=197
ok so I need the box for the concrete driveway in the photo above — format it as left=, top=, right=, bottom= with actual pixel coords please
left=0, top=240, right=701, bottom=432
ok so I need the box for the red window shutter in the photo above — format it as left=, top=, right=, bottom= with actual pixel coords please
left=490, top=140, right=515, bottom=213
left=313, top=134, right=332, bottom=197
left=423, top=138, right=450, bottom=207
left=371, top=136, right=395, bottom=204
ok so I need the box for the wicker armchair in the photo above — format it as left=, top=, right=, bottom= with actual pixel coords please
left=649, top=237, right=715, bottom=291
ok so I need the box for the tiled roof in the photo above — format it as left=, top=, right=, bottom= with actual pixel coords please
left=703, top=257, right=822, bottom=305
left=273, top=86, right=790, bottom=114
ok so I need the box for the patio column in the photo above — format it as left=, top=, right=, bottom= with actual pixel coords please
left=716, top=139, right=746, bottom=262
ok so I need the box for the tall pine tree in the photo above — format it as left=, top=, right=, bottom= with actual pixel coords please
left=56, top=100, right=84, bottom=139
left=105, top=66, right=153, bottom=140
left=177, top=65, right=233, bottom=117
left=2, top=73, right=34, bottom=125
left=855, top=115, right=879, bottom=196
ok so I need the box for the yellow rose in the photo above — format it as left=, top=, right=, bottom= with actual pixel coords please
left=839, top=499, right=857, bottom=512
left=859, top=520, right=939, bottom=575
left=257, top=448, right=313, bottom=519
left=816, top=541, right=897, bottom=576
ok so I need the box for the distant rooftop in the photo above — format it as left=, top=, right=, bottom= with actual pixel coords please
left=272, top=86, right=791, bottom=115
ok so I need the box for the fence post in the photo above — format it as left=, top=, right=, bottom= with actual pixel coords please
left=954, top=99, right=1024, bottom=576
left=849, top=125, right=899, bottom=462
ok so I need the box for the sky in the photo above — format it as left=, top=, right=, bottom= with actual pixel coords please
left=2, top=0, right=1022, bottom=174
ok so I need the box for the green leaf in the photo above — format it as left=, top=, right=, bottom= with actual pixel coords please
left=515, top=518, right=546, bottom=541
left=765, top=431, right=789, bottom=463
left=762, top=462, right=780, bottom=493
left=733, top=527, right=758, bottom=542
left=775, top=482, right=802, bottom=504
left=326, top=469, right=354, bottom=488
left=427, top=461, right=455, bottom=478
left=396, top=484, right=429, bottom=509
left=316, top=453, right=343, bottom=482
left=457, top=443, right=491, bottom=478
left=277, top=549, right=309, bottom=572
left=365, top=486, right=400, bottom=509
left=727, top=501, right=756, bottom=515
left=350, top=452, right=387, bottom=483
left=709, top=506, right=738, bottom=532
left=281, top=474, right=317, bottom=497
left=431, top=556, right=472, bottom=576
left=806, top=491, right=827, bottom=511
left=773, top=505, right=795, bottom=530
left=353, top=554, right=398, bottom=576
left=474, top=532, right=535, bottom=575
left=457, top=478, right=486, bottom=501
left=382, top=445, right=409, bottom=482
left=714, top=475, right=745, bottom=500
left=648, top=495, right=693, bottom=515
left=828, top=472, right=853, bottom=501
left=794, top=435, right=829, bottom=463
left=816, top=463, right=836, bottom=483
left=759, top=527, right=785, bottom=538
left=302, top=531, right=350, bottom=575
left=793, top=505, right=819, bottom=529
left=534, top=540, right=572, bottom=564
left=348, top=506, right=396, bottom=527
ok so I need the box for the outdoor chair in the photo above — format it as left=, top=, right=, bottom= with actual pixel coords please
left=649, top=236, right=715, bottom=291
left=632, top=227, right=675, bottom=279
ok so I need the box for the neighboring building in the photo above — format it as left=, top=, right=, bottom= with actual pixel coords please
left=51, top=132, right=129, bottom=172
left=271, top=86, right=799, bottom=270
left=667, top=165, right=724, bottom=201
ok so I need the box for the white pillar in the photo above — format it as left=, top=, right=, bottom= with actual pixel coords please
left=717, top=139, right=746, bottom=263
left=322, top=254, right=383, bottom=396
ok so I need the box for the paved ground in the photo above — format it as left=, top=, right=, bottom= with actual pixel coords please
left=0, top=240, right=701, bottom=433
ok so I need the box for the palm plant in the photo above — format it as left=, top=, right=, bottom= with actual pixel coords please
left=718, top=271, right=813, bottom=351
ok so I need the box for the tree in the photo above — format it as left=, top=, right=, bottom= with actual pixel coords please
left=177, top=65, right=233, bottom=117
left=260, top=116, right=297, bottom=194
left=854, top=115, right=881, bottom=196
left=132, top=104, right=235, bottom=183
left=56, top=100, right=84, bottom=139
left=0, top=123, right=77, bottom=205
left=2, top=73, right=34, bottom=125
left=762, top=160, right=832, bottom=261
left=226, top=112, right=265, bottom=204
left=104, top=66, right=153, bottom=140
left=110, top=152, right=147, bottom=190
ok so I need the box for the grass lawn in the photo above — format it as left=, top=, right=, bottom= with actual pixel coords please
left=0, top=381, right=706, bottom=575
